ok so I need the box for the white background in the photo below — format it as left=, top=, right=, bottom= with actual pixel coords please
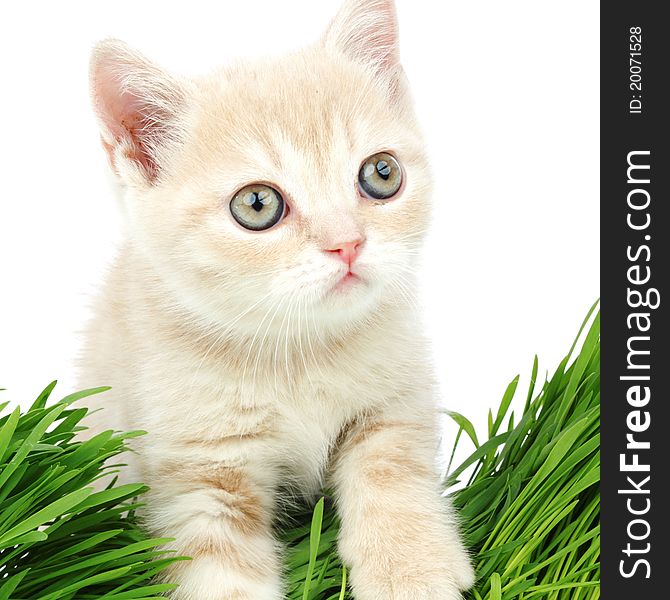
left=0, top=1, right=599, bottom=469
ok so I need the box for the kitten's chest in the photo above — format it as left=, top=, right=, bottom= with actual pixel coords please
left=140, top=324, right=422, bottom=491
left=270, top=378, right=374, bottom=492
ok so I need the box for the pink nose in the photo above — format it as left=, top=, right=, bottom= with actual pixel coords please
left=325, top=239, right=364, bottom=266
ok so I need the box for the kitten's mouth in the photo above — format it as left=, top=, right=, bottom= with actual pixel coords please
left=332, top=271, right=361, bottom=293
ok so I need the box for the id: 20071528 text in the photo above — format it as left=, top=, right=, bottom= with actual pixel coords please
left=629, top=26, right=643, bottom=114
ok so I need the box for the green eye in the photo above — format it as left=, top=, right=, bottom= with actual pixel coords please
left=230, top=184, right=285, bottom=231
left=358, top=152, right=403, bottom=200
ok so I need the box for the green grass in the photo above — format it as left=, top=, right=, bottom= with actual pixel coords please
left=0, top=386, right=185, bottom=599
left=0, top=306, right=600, bottom=599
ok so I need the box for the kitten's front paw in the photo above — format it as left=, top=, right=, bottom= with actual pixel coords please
left=352, top=577, right=466, bottom=600
left=350, top=566, right=473, bottom=600
left=341, top=526, right=475, bottom=600
left=167, top=558, right=283, bottom=600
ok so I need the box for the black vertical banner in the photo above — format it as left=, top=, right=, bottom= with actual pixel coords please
left=601, top=2, right=669, bottom=598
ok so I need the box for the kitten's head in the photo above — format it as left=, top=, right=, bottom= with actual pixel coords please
left=91, top=0, right=431, bottom=339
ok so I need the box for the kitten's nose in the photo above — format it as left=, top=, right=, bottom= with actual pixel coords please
left=325, top=238, right=365, bottom=266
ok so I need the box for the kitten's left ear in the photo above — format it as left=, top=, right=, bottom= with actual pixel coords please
left=323, top=0, right=401, bottom=79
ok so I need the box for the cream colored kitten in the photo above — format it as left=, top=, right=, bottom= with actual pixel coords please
left=78, top=0, right=474, bottom=598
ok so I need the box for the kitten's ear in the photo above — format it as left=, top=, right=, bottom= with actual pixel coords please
left=90, top=39, right=188, bottom=185
left=323, top=0, right=400, bottom=78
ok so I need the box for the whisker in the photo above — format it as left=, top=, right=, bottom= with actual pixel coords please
left=187, top=288, right=276, bottom=391
left=242, top=293, right=286, bottom=399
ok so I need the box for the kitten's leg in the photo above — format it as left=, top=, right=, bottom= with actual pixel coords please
left=143, top=459, right=282, bottom=600
left=332, top=419, right=475, bottom=600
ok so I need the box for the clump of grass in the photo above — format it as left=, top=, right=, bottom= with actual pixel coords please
left=283, top=305, right=600, bottom=600
left=0, top=384, right=183, bottom=599
left=1, top=306, right=599, bottom=599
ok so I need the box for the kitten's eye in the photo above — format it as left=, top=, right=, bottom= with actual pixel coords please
left=230, top=184, right=285, bottom=231
left=358, top=152, right=403, bottom=200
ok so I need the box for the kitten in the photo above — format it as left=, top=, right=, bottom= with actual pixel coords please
left=79, top=0, right=474, bottom=598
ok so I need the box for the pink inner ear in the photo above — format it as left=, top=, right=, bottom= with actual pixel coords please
left=92, top=53, right=162, bottom=180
